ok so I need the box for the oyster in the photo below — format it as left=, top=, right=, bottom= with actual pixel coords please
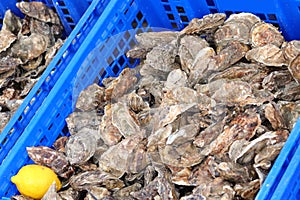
left=181, top=13, right=226, bottom=35
left=282, top=40, right=300, bottom=61
left=69, top=170, right=124, bottom=191
left=98, top=135, right=148, bottom=177
left=0, top=29, right=17, bottom=53
left=245, top=44, right=288, bottom=66
left=104, top=68, right=137, bottom=102
left=288, top=54, right=300, bottom=83
left=209, top=109, right=261, bottom=155
left=16, top=2, right=61, bottom=25
left=215, top=12, right=261, bottom=46
left=2, top=10, right=22, bottom=35
left=234, top=179, right=260, bottom=199
left=26, top=146, right=71, bottom=178
left=159, top=124, right=204, bottom=167
left=111, top=102, right=143, bottom=138
left=65, top=128, right=99, bottom=165
left=42, top=182, right=61, bottom=200
left=85, top=186, right=111, bottom=199
left=213, top=40, right=249, bottom=71
left=99, top=104, right=123, bottom=146
left=250, top=22, right=284, bottom=47
left=75, top=83, right=105, bottom=112
left=178, top=35, right=209, bottom=71
left=11, top=33, right=48, bottom=62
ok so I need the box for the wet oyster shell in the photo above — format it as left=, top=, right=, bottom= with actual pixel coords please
left=26, top=146, right=71, bottom=178
left=209, top=109, right=261, bottom=154
left=2, top=10, right=22, bottom=35
left=245, top=44, right=288, bottom=66
left=99, top=104, right=123, bottom=146
left=288, top=53, right=300, bottom=83
left=250, top=22, right=284, bottom=47
left=98, top=136, right=148, bottom=177
left=0, top=29, right=17, bottom=53
left=181, top=13, right=226, bottom=35
left=65, top=128, right=98, bottom=165
left=16, top=2, right=61, bottom=25
left=282, top=40, right=300, bottom=62
left=69, top=170, right=124, bottom=191
left=11, top=33, right=48, bottom=62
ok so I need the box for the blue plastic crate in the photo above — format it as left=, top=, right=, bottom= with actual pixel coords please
left=1, top=0, right=300, bottom=198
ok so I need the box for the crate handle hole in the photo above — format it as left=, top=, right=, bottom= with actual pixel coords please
left=24, top=106, right=30, bottom=114
left=48, top=123, right=53, bottom=130
left=206, top=0, right=215, bottom=6
left=62, top=8, right=70, bottom=15
left=1, top=137, right=8, bottom=145
left=9, top=128, right=14, bottom=135
left=176, top=6, right=185, bottom=14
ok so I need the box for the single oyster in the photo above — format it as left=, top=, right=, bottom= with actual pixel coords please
left=99, top=104, right=122, bottom=146
left=234, top=179, right=260, bottom=199
left=11, top=33, right=48, bottom=63
left=209, top=109, right=261, bottom=155
left=288, top=53, right=300, bottom=83
left=16, top=2, right=61, bottom=25
left=26, top=146, right=71, bottom=178
left=164, top=69, right=188, bottom=90
left=65, top=128, right=98, bottom=165
left=214, top=20, right=251, bottom=45
left=250, top=22, right=284, bottom=47
left=181, top=13, right=226, bottom=35
left=42, top=182, right=61, bottom=200
left=0, top=29, right=17, bottom=53
left=159, top=124, right=204, bottom=167
left=75, top=83, right=105, bottom=112
left=213, top=40, right=249, bottom=71
left=178, top=35, right=209, bottom=71
left=282, top=40, right=300, bottom=61
left=2, top=10, right=22, bottom=35
left=145, top=41, right=179, bottom=73
left=111, top=102, right=143, bottom=138
left=69, top=170, right=124, bottom=191
left=85, top=186, right=111, bottom=199
left=98, top=135, right=148, bottom=177
left=246, top=44, right=288, bottom=66
left=104, top=68, right=137, bottom=102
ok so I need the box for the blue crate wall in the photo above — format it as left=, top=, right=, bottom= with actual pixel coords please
left=1, top=0, right=300, bottom=198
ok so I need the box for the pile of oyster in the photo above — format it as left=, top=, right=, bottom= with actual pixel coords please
left=0, top=2, right=64, bottom=132
left=15, top=13, right=300, bottom=199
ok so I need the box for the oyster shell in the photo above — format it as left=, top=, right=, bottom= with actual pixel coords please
left=288, top=53, right=300, bottom=83
left=11, top=33, right=48, bottom=62
left=282, top=40, right=300, bottom=61
left=2, top=10, right=22, bottom=35
left=250, top=22, right=284, bottom=47
left=16, top=2, right=61, bottom=25
left=69, top=170, right=124, bottom=191
left=209, top=109, right=261, bottom=155
left=0, top=29, right=17, bottom=53
left=26, top=146, right=71, bottom=178
left=65, top=128, right=99, bottom=165
left=98, top=135, right=148, bottom=177
left=245, top=44, right=288, bottom=66
left=181, top=13, right=226, bottom=35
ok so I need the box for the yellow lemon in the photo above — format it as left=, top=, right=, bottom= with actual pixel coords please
left=11, top=164, right=61, bottom=199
